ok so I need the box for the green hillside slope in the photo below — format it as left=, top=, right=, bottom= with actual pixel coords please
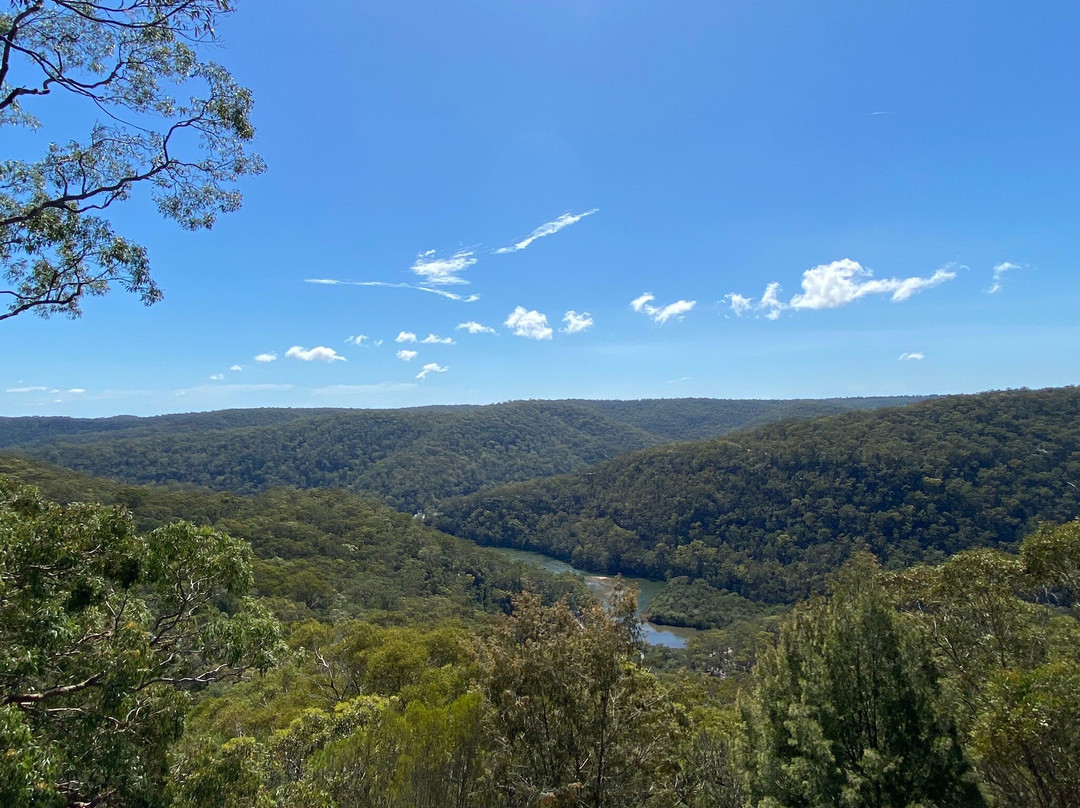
left=434, top=387, right=1080, bottom=603
left=0, top=455, right=579, bottom=625
left=0, top=396, right=925, bottom=510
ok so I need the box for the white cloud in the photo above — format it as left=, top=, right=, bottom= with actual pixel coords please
left=989, top=261, right=1022, bottom=294
left=760, top=282, right=785, bottom=320
left=789, top=259, right=956, bottom=309
left=726, top=259, right=957, bottom=319
left=5, top=386, right=47, bottom=393
left=396, top=349, right=418, bottom=361
left=505, top=306, right=553, bottom=340
left=68, top=388, right=86, bottom=394
left=899, top=352, right=925, bottom=361
left=561, top=310, right=594, bottom=334
left=631, top=292, right=696, bottom=323
left=420, top=334, right=455, bottom=345
left=254, top=352, right=277, bottom=363
left=210, top=373, right=225, bottom=381
left=653, top=300, right=697, bottom=323
left=667, top=376, right=692, bottom=384
left=495, top=209, right=598, bottom=254
left=285, top=345, right=347, bottom=363
left=457, top=321, right=496, bottom=334
left=410, top=250, right=476, bottom=285
left=345, top=335, right=371, bottom=346
left=229, top=364, right=243, bottom=372
left=416, top=362, right=448, bottom=380
left=306, top=278, right=479, bottom=302
left=725, top=293, right=753, bottom=317
left=396, top=331, right=417, bottom=343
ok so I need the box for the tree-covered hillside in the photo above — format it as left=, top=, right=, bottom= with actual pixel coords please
left=0, top=396, right=923, bottom=511
left=0, top=455, right=580, bottom=626
left=435, top=387, right=1080, bottom=603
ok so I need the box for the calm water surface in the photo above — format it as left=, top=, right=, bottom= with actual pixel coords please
left=490, top=547, right=699, bottom=649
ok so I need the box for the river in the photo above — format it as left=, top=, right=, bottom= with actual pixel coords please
left=490, top=547, right=700, bottom=649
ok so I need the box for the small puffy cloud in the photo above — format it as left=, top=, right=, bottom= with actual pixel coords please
left=725, top=293, right=753, bottom=317
left=631, top=292, right=696, bottom=323
left=416, top=362, right=448, bottom=380
left=496, top=209, right=598, bottom=254
left=210, top=373, right=225, bottom=381
left=229, top=365, right=243, bottom=372
left=411, top=250, right=476, bottom=285
left=68, top=388, right=86, bottom=394
left=989, top=261, right=1023, bottom=294
left=396, top=331, right=417, bottom=343
left=457, top=321, right=496, bottom=334
left=561, top=310, right=594, bottom=334
left=420, top=334, right=455, bottom=345
left=899, top=352, right=925, bottom=361
left=254, top=352, right=277, bottom=363
left=396, top=349, right=418, bottom=361
left=759, top=283, right=785, bottom=320
left=285, top=345, right=346, bottom=363
left=630, top=293, right=655, bottom=313
left=726, top=259, right=957, bottom=319
left=5, top=386, right=47, bottom=393
left=505, top=306, right=553, bottom=340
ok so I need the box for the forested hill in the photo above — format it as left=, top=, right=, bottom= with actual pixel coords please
left=434, top=387, right=1080, bottom=604
left=0, top=454, right=579, bottom=624
left=0, top=396, right=924, bottom=511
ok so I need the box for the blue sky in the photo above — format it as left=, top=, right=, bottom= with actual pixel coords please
left=4, top=0, right=1078, bottom=417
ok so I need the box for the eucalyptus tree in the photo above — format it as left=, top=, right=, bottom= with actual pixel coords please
left=0, top=478, right=283, bottom=807
left=0, top=0, right=263, bottom=321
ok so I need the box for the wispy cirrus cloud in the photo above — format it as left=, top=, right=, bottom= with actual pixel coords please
left=899, top=352, right=925, bottom=361
left=631, top=293, right=697, bottom=323
left=457, top=321, right=496, bottom=335
left=396, top=349, right=418, bottom=361
left=416, top=362, right=448, bottom=380
left=254, top=352, right=277, bottom=363
left=988, top=261, right=1024, bottom=294
left=495, top=209, right=598, bottom=254
left=505, top=307, right=553, bottom=340
left=285, top=345, right=347, bottom=363
left=410, top=249, right=476, bottom=285
left=5, top=386, right=47, bottom=393
left=305, top=278, right=479, bottom=303
left=725, top=259, right=957, bottom=320
left=346, top=335, right=382, bottom=347
left=561, top=311, right=594, bottom=334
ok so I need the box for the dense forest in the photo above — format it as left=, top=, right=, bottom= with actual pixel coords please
left=4, top=459, right=1077, bottom=807
left=435, top=387, right=1080, bottom=604
left=0, top=455, right=581, bottom=626
left=0, top=396, right=924, bottom=512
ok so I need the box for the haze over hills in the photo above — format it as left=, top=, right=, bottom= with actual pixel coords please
left=434, top=387, right=1080, bottom=604
left=0, top=396, right=926, bottom=511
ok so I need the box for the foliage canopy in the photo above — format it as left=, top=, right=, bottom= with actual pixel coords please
left=0, top=0, right=263, bottom=320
